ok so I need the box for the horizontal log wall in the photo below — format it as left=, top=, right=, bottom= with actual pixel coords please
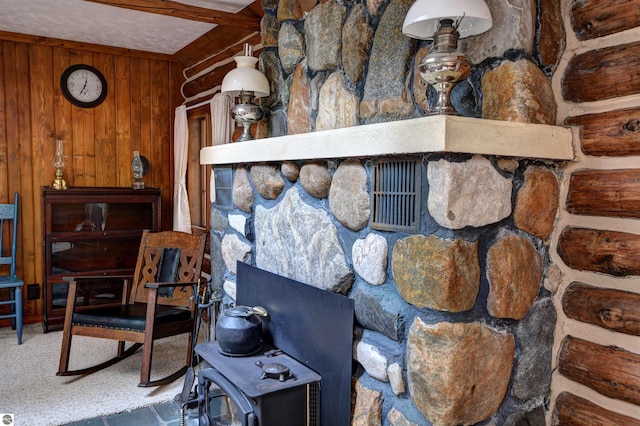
left=566, top=169, right=640, bottom=218
left=557, top=0, right=640, bottom=422
left=557, top=227, right=640, bottom=277
left=0, top=36, right=184, bottom=325
left=562, top=41, right=640, bottom=103
left=570, top=0, right=640, bottom=41
left=553, top=392, right=640, bottom=426
left=558, top=336, right=640, bottom=406
left=564, top=107, right=640, bottom=157
left=562, top=282, right=640, bottom=336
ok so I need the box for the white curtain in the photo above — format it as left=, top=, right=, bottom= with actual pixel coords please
left=173, top=105, right=192, bottom=233
left=209, top=93, right=235, bottom=203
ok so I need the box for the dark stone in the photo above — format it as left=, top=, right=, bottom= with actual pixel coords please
left=512, top=298, right=556, bottom=400
left=360, top=0, right=414, bottom=123
left=267, top=108, right=288, bottom=138
left=353, top=283, right=405, bottom=342
left=504, top=405, right=546, bottom=426
left=260, top=50, right=288, bottom=110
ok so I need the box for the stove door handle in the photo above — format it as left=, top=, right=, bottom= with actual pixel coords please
left=197, top=367, right=256, bottom=426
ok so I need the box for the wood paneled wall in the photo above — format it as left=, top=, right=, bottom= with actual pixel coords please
left=0, top=37, right=184, bottom=325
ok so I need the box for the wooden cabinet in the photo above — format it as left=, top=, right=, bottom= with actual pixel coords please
left=42, top=187, right=161, bottom=332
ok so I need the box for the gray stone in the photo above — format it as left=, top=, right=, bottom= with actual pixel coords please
left=210, top=208, right=228, bottom=233
left=360, top=0, right=414, bottom=123
left=221, top=234, right=252, bottom=274
left=299, top=161, right=332, bottom=199
left=228, top=213, right=252, bottom=239
left=354, top=339, right=388, bottom=382
left=353, top=284, right=404, bottom=341
left=223, top=279, right=236, bottom=300
left=512, top=298, right=556, bottom=400
left=267, top=107, right=288, bottom=138
left=328, top=160, right=370, bottom=231
left=427, top=156, right=512, bottom=229
left=504, top=405, right=546, bottom=426
left=278, top=22, right=305, bottom=75
left=316, top=71, right=359, bottom=131
left=260, top=50, right=288, bottom=110
left=353, top=233, right=388, bottom=285
left=232, top=165, right=254, bottom=213
left=255, top=188, right=354, bottom=293
left=250, top=164, right=285, bottom=200
left=208, top=233, right=226, bottom=292
left=392, top=234, right=480, bottom=312
left=305, top=2, right=346, bottom=72
left=460, top=0, right=537, bottom=64
left=388, top=363, right=405, bottom=396
left=342, top=4, right=373, bottom=85
left=281, top=161, right=300, bottom=181
left=407, top=319, right=515, bottom=425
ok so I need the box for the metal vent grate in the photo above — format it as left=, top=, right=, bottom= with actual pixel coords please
left=308, top=382, right=320, bottom=426
left=370, top=158, right=421, bottom=232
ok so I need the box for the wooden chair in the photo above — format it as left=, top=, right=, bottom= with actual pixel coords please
left=57, top=230, right=207, bottom=387
left=0, top=192, right=24, bottom=345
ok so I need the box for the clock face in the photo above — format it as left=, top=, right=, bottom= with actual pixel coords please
left=60, top=64, right=107, bottom=108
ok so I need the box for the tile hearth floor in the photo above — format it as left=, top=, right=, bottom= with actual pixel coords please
left=63, top=401, right=189, bottom=426
left=64, top=400, right=202, bottom=426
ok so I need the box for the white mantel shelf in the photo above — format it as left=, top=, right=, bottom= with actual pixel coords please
left=200, top=115, right=574, bottom=165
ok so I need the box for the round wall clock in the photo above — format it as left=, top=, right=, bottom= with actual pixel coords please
left=60, top=64, right=108, bottom=108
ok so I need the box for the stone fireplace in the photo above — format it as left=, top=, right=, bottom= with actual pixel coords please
left=201, top=116, right=573, bottom=425
left=195, top=0, right=578, bottom=423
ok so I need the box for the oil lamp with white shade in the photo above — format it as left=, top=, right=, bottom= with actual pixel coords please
left=221, top=44, right=270, bottom=142
left=403, top=0, right=493, bottom=115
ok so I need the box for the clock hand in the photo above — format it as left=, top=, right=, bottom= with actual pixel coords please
left=80, top=79, right=88, bottom=95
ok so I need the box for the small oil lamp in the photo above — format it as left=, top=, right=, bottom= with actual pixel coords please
left=52, top=139, right=67, bottom=190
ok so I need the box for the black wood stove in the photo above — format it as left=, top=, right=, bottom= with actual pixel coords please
left=195, top=262, right=354, bottom=426
left=196, top=342, right=321, bottom=425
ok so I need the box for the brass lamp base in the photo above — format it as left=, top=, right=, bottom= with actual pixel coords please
left=52, top=170, right=67, bottom=190
left=419, top=19, right=471, bottom=116
left=231, top=91, right=264, bottom=142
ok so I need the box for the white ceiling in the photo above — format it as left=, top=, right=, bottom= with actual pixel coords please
left=0, top=0, right=254, bottom=55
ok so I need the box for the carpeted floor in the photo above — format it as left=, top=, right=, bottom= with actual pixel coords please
left=0, top=323, right=187, bottom=426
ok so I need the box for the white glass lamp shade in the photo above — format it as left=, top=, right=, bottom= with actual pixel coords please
left=402, top=0, right=493, bottom=40
left=221, top=56, right=270, bottom=98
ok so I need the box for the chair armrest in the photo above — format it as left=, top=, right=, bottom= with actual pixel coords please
left=145, top=280, right=201, bottom=289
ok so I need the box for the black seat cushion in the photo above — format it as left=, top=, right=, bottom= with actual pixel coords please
left=72, top=303, right=191, bottom=331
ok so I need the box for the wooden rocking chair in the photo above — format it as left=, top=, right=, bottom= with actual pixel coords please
left=57, top=230, right=207, bottom=387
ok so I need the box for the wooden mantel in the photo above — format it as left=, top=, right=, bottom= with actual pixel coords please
left=200, top=115, right=574, bottom=165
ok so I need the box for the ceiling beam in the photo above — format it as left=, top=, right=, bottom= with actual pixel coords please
left=84, top=0, right=261, bottom=31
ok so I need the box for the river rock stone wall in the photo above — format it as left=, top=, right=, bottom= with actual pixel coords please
left=209, top=0, right=567, bottom=424
left=214, top=156, right=561, bottom=425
